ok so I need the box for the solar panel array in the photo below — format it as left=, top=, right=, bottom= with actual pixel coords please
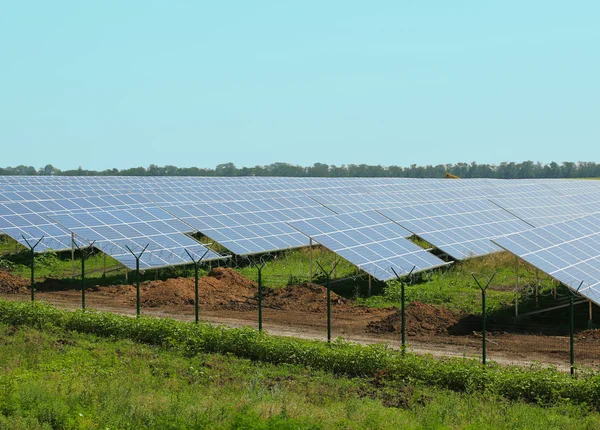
left=289, top=211, right=448, bottom=281
left=50, top=207, right=223, bottom=269
left=492, top=213, right=600, bottom=305
left=164, top=196, right=335, bottom=255
left=1, top=176, right=599, bottom=279
left=379, top=199, right=534, bottom=259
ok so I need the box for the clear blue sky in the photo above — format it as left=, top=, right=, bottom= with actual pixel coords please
left=1, top=1, right=598, bottom=171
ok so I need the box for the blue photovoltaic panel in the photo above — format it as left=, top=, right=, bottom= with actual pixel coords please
left=50, top=207, right=225, bottom=269
left=490, top=194, right=600, bottom=228
left=288, top=211, right=447, bottom=281
left=163, top=197, right=335, bottom=255
left=492, top=213, right=600, bottom=305
left=380, top=199, right=534, bottom=260
left=0, top=202, right=73, bottom=251
left=490, top=195, right=598, bottom=227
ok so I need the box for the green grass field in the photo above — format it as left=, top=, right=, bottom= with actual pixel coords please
left=1, top=322, right=599, bottom=429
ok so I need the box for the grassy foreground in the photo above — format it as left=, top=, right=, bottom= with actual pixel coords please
left=1, top=323, right=599, bottom=430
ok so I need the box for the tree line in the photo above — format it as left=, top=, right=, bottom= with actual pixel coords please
left=1, top=161, right=599, bottom=179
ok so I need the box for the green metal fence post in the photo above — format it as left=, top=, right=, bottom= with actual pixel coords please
left=125, top=244, right=148, bottom=318
left=81, top=254, right=86, bottom=309
left=136, top=258, right=140, bottom=317
left=30, top=248, right=35, bottom=302
left=472, top=272, right=497, bottom=366
left=251, top=258, right=267, bottom=332
left=568, top=281, right=584, bottom=376
left=258, top=266, right=263, bottom=332
left=400, top=279, right=406, bottom=352
left=21, top=236, right=43, bottom=303
left=326, top=273, right=331, bottom=343
left=74, top=241, right=95, bottom=311
left=315, top=260, right=338, bottom=344
left=482, top=286, right=487, bottom=364
left=391, top=266, right=416, bottom=355
left=185, top=248, right=210, bottom=324
left=570, top=292, right=575, bottom=375
left=194, top=264, right=199, bottom=323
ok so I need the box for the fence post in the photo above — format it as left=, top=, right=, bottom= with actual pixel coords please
left=391, top=266, right=416, bottom=354
left=258, top=266, right=263, bottom=331
left=185, top=248, right=210, bottom=324
left=472, top=272, right=497, bottom=366
left=568, top=281, right=584, bottom=376
left=125, top=245, right=149, bottom=318
left=74, top=240, right=95, bottom=310
left=569, top=283, right=580, bottom=376
left=252, top=258, right=267, bottom=332
left=315, top=260, right=338, bottom=344
left=21, top=236, right=43, bottom=302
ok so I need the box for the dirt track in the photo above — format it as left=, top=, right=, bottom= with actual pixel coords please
left=0, top=268, right=596, bottom=371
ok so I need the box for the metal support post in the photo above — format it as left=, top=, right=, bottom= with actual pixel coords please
left=535, top=269, right=539, bottom=307
left=252, top=258, right=267, bottom=332
left=74, top=240, right=95, bottom=310
left=570, top=293, right=575, bottom=375
left=309, top=238, right=313, bottom=284
left=316, top=260, right=338, bottom=343
left=125, top=245, right=149, bottom=318
left=391, top=266, right=416, bottom=354
left=568, top=281, right=584, bottom=376
left=368, top=275, right=372, bottom=297
left=589, top=301, right=594, bottom=329
left=515, top=257, right=519, bottom=317
left=136, top=259, right=140, bottom=316
left=71, top=232, right=75, bottom=278
left=21, top=236, right=43, bottom=302
left=472, top=272, right=497, bottom=366
left=185, top=248, right=210, bottom=324
left=81, top=253, right=86, bottom=308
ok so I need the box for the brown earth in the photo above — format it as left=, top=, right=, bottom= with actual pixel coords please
left=263, top=283, right=350, bottom=313
left=129, top=268, right=258, bottom=311
left=0, top=269, right=28, bottom=294
left=1, top=267, right=599, bottom=370
left=366, top=301, right=462, bottom=336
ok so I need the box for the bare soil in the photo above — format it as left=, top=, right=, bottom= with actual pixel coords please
left=1, top=268, right=599, bottom=370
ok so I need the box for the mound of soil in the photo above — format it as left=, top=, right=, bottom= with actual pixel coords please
left=129, top=267, right=258, bottom=311
left=366, top=301, right=461, bottom=336
left=0, top=270, right=28, bottom=294
left=262, top=283, right=350, bottom=313
left=576, top=329, right=600, bottom=341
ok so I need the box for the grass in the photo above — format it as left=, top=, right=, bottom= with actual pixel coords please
left=227, top=245, right=358, bottom=288
left=1, top=322, right=600, bottom=429
left=356, top=252, right=557, bottom=315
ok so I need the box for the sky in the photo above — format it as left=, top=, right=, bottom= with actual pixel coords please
left=1, top=1, right=598, bottom=171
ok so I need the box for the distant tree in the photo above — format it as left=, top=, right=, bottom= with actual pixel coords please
left=2, top=160, right=599, bottom=178
left=38, top=164, right=60, bottom=175
left=308, top=162, right=329, bottom=177
left=215, top=162, right=237, bottom=176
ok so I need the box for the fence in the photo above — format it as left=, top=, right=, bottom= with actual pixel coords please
left=1, top=245, right=599, bottom=374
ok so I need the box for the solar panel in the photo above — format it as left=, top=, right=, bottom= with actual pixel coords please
left=492, top=213, right=600, bottom=304
left=162, top=197, right=335, bottom=255
left=379, top=199, right=534, bottom=260
left=49, top=207, right=225, bottom=269
left=0, top=202, right=73, bottom=251
left=288, top=211, right=447, bottom=281
left=489, top=195, right=600, bottom=227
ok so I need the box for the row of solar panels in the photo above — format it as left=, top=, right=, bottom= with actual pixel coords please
left=0, top=177, right=599, bottom=298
